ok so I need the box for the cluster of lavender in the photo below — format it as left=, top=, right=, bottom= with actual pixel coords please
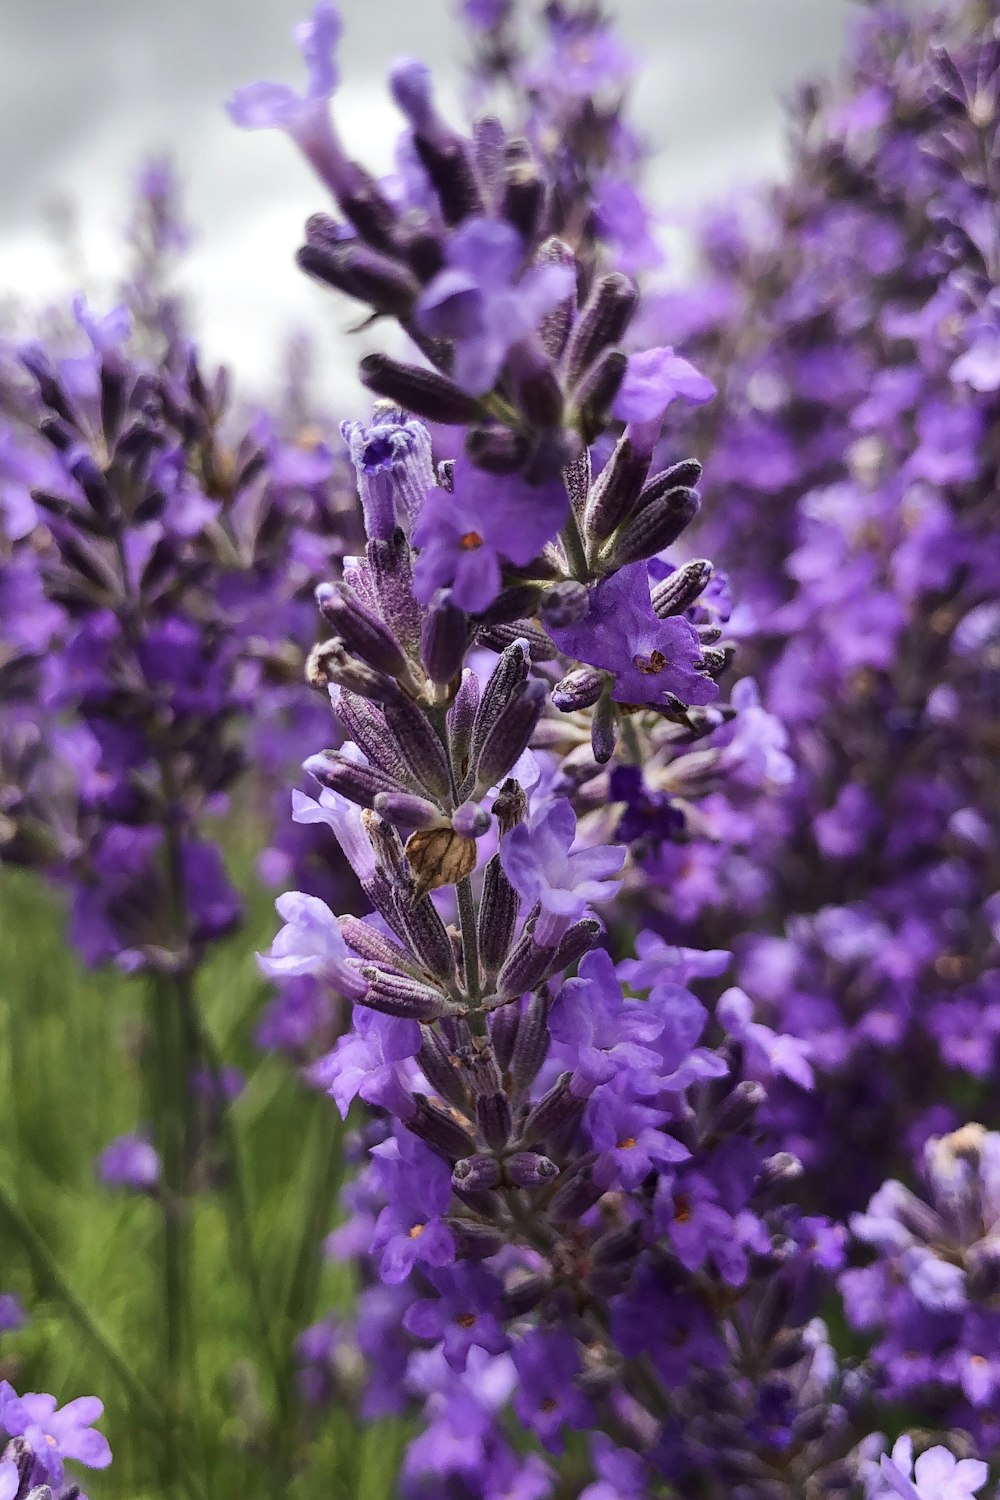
left=0, top=1380, right=111, bottom=1500
left=644, top=0, right=1000, bottom=1463
left=227, top=5, right=915, bottom=1495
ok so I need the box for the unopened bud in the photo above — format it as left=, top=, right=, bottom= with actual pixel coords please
left=360, top=354, right=480, bottom=425
left=505, top=1151, right=559, bottom=1188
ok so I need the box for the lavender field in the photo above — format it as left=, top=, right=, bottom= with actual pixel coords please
left=1, top=2, right=999, bottom=1497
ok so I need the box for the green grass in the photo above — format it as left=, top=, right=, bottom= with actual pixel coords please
left=0, top=862, right=407, bottom=1499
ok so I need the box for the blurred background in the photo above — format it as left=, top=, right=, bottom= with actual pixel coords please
left=2, top=0, right=922, bottom=398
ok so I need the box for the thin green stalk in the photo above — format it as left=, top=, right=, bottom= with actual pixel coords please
left=282, top=1102, right=347, bottom=1380
left=0, top=1182, right=205, bottom=1500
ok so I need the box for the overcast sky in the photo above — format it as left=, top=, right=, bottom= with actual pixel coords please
left=0, top=0, right=917, bottom=404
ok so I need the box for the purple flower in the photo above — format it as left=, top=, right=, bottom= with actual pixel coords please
left=96, top=1134, right=162, bottom=1192
left=588, top=1087, right=689, bottom=1189
left=873, top=1436, right=989, bottom=1500
left=511, top=1332, right=593, bottom=1452
left=0, top=1464, right=16, bottom=1500
left=415, top=219, right=574, bottom=395
left=412, top=459, right=569, bottom=613
left=0, top=1380, right=112, bottom=1487
left=226, top=2, right=341, bottom=144
left=0, top=1295, right=25, bottom=1334
left=612, top=346, right=715, bottom=451
left=258, top=891, right=366, bottom=1000
left=403, top=1265, right=508, bottom=1370
left=500, top=799, right=624, bottom=946
left=717, top=986, right=814, bottom=1089
left=550, top=948, right=664, bottom=1093
left=548, top=562, right=719, bottom=708
left=370, top=1134, right=455, bottom=1284
left=342, top=409, right=435, bottom=540
left=310, top=1009, right=421, bottom=1120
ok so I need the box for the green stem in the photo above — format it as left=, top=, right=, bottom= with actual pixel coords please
left=560, top=510, right=590, bottom=580
left=456, top=877, right=487, bottom=1037
left=0, top=1183, right=205, bottom=1499
left=282, top=1103, right=346, bottom=1372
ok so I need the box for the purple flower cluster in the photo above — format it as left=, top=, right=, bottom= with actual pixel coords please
left=0, top=1379, right=111, bottom=1497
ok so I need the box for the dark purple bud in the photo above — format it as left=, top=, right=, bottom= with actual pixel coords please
left=608, top=489, right=701, bottom=568
left=21, top=347, right=81, bottom=427
left=340, top=915, right=413, bottom=970
left=549, top=1160, right=603, bottom=1220
left=967, top=1239, right=1000, bottom=1299
left=296, top=241, right=420, bottom=317
left=700, top=643, right=734, bottom=678
left=535, top=237, right=578, bottom=360
left=474, top=679, right=548, bottom=794
left=477, top=1092, right=513, bottom=1151
left=448, top=1220, right=505, bottom=1260
left=501, top=1273, right=549, bottom=1317
left=541, top=580, right=590, bottom=629
left=304, top=750, right=411, bottom=808
left=68, top=451, right=116, bottom=523
left=520, top=1073, right=582, bottom=1147
left=417, top=1026, right=468, bottom=1108
left=373, top=791, right=441, bottom=829
left=361, top=968, right=451, bottom=1021
left=510, top=990, right=551, bottom=1092
left=488, top=1002, right=520, bottom=1070
left=710, top=1079, right=766, bottom=1137
left=452, top=1154, right=501, bottom=1192
left=359, top=354, right=480, bottom=425
left=99, top=355, right=128, bottom=446
left=383, top=693, right=453, bottom=799
left=502, top=160, right=546, bottom=242
left=505, top=1151, right=559, bottom=1189
left=410, top=1094, right=477, bottom=1160
left=464, top=424, right=532, bottom=475
left=476, top=621, right=558, bottom=662
left=552, top=666, right=606, bottom=713
left=562, top=272, right=638, bottom=389
left=551, top=917, right=602, bottom=972
left=452, top=802, right=490, bottom=838
left=332, top=168, right=399, bottom=252
left=394, top=887, right=457, bottom=983
left=574, top=349, right=628, bottom=442
left=413, top=129, right=485, bottom=225
left=506, top=341, right=564, bottom=429
left=334, top=691, right=413, bottom=783
left=478, top=854, right=519, bottom=975
left=647, top=457, right=702, bottom=493
left=496, top=930, right=553, bottom=997
left=397, top=213, right=445, bottom=281
left=316, top=583, right=409, bottom=677
left=591, top=694, right=619, bottom=764
left=421, top=592, right=468, bottom=685
left=472, top=640, right=530, bottom=758
left=305, top=639, right=396, bottom=700
left=366, top=535, right=423, bottom=657
left=650, top=559, right=714, bottom=619
left=770, top=1330, right=808, bottom=1370
left=583, top=436, right=650, bottom=543
left=448, top=669, right=481, bottom=783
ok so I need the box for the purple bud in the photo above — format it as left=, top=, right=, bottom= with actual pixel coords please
left=383, top=694, right=453, bottom=800
left=421, top=592, right=469, bottom=685
left=710, top=1079, right=766, bottom=1137
left=562, top=272, right=638, bottom=389
left=448, top=669, right=480, bottom=783
left=394, top=885, right=457, bottom=984
left=650, top=558, right=714, bottom=619
left=501, top=1273, right=549, bottom=1316
left=334, top=691, right=413, bottom=782
left=452, top=802, right=491, bottom=838
left=509, top=990, right=551, bottom=1092
left=417, top=1026, right=468, bottom=1108
left=316, top=582, right=409, bottom=677
left=535, top=237, right=578, bottom=360
left=608, top=489, right=701, bottom=568
left=476, top=621, right=558, bottom=662
left=574, top=349, right=628, bottom=442
left=389, top=58, right=436, bottom=132
left=366, top=535, right=423, bottom=655
left=488, top=1002, right=520, bottom=1070
left=304, top=750, right=410, bottom=809
left=296, top=241, right=420, bottom=316
left=477, top=1091, right=513, bottom=1151
left=474, top=679, right=548, bottom=793
left=591, top=694, right=619, bottom=764
left=305, top=639, right=395, bottom=700
left=521, top=1073, right=583, bottom=1147
left=448, top=1220, right=505, bottom=1260
left=496, top=929, right=553, bottom=997
left=359, top=354, right=480, bottom=425
left=452, top=1154, right=502, bottom=1192
left=541, top=580, right=590, bottom=629
left=410, top=1094, right=477, bottom=1160
left=372, top=791, right=441, bottom=829
left=360, top=967, right=451, bottom=1020
left=339, top=916, right=413, bottom=969
left=472, top=639, right=530, bottom=756
left=592, top=1222, right=644, bottom=1268
left=505, top=1151, right=559, bottom=1188
left=552, top=665, right=606, bottom=713
left=582, top=435, right=650, bottom=543
left=412, top=133, right=485, bottom=226
left=549, top=1160, right=603, bottom=1220
left=478, top=854, right=519, bottom=975
left=502, top=159, right=546, bottom=242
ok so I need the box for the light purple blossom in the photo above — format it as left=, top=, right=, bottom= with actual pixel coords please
left=0, top=1381, right=112, bottom=1487
left=500, top=799, right=624, bottom=946
left=872, top=1436, right=989, bottom=1500
left=96, top=1134, right=162, bottom=1192
left=258, top=890, right=366, bottom=999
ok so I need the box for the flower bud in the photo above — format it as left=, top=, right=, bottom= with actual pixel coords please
left=452, top=1154, right=502, bottom=1192
left=505, top=1151, right=559, bottom=1188
left=650, top=559, right=714, bottom=619
left=417, top=1026, right=468, bottom=1108
left=476, top=621, right=558, bottom=661
left=510, top=990, right=551, bottom=1092
left=474, top=679, right=548, bottom=794
left=410, top=1094, right=478, bottom=1160
left=478, top=854, right=520, bottom=975
left=520, top=1073, right=584, bottom=1147
left=448, top=1220, right=505, bottom=1260
left=464, top=424, right=532, bottom=474
left=562, top=272, right=638, bottom=389
left=535, top=237, right=578, bottom=361
left=551, top=917, right=602, bottom=973
left=608, top=488, right=700, bottom=568
left=296, top=241, right=420, bottom=317
left=360, top=354, right=480, bottom=425
left=583, top=435, right=650, bottom=543
left=339, top=916, right=412, bottom=970
left=549, top=1159, right=603, bottom=1220
left=366, top=535, right=423, bottom=655
left=591, top=694, right=620, bottom=764
left=316, top=583, right=409, bottom=677
left=304, top=750, right=410, bottom=809
left=383, top=693, right=453, bottom=800
left=575, top=349, right=628, bottom=443
left=372, top=791, right=442, bottom=829
left=501, top=1273, right=550, bottom=1317
left=552, top=666, right=606, bottom=713
left=360, top=968, right=451, bottom=1021
left=421, top=592, right=468, bottom=685
left=502, top=160, right=547, bottom=242
left=477, top=1092, right=513, bottom=1151
left=541, top=580, right=590, bottom=629
left=305, top=639, right=395, bottom=700
left=497, top=930, right=554, bottom=997
left=475, top=583, right=546, bottom=625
